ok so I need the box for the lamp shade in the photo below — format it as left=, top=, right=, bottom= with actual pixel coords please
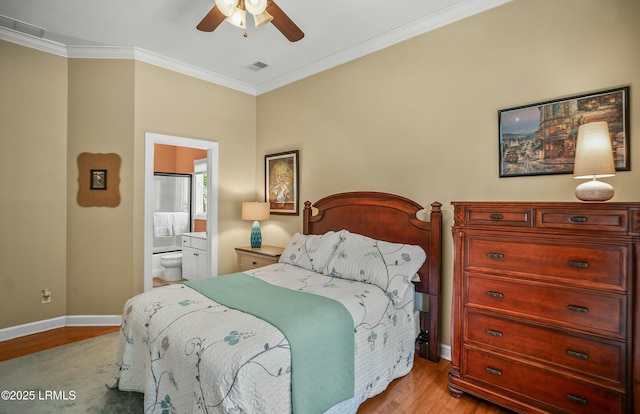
left=242, top=202, right=270, bottom=221
left=245, top=0, right=267, bottom=15
left=216, top=0, right=239, bottom=17
left=253, top=10, right=273, bottom=28
left=573, top=121, right=615, bottom=179
left=226, top=7, right=247, bottom=29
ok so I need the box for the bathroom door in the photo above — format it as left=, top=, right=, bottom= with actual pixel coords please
left=144, top=132, right=218, bottom=291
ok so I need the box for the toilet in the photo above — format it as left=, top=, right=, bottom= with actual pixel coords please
left=160, top=252, right=183, bottom=281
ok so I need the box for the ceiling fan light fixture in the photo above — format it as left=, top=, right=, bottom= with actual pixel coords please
left=253, top=10, right=273, bottom=28
left=226, top=7, right=247, bottom=29
left=197, top=0, right=303, bottom=42
left=245, top=0, right=267, bottom=15
left=216, top=0, right=238, bottom=17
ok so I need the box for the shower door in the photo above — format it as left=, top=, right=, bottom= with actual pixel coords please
left=153, top=173, right=192, bottom=253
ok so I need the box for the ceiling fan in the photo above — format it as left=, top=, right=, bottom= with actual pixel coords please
left=197, top=0, right=304, bottom=42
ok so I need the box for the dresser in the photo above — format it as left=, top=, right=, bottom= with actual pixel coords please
left=235, top=245, right=283, bottom=272
left=449, top=202, right=640, bottom=414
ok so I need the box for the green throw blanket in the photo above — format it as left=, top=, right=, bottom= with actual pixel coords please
left=185, top=273, right=355, bottom=414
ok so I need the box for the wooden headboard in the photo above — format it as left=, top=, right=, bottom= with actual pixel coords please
left=303, top=191, right=443, bottom=362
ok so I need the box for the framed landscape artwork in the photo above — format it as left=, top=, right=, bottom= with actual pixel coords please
left=265, top=150, right=299, bottom=215
left=498, top=86, right=629, bottom=177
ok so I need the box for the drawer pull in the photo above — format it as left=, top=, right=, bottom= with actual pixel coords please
left=570, top=216, right=588, bottom=223
left=487, top=253, right=504, bottom=259
left=486, top=291, right=504, bottom=299
left=485, top=329, right=503, bottom=337
left=567, top=349, right=589, bottom=360
left=567, top=304, right=589, bottom=314
left=567, top=394, right=588, bottom=405
left=485, top=367, right=502, bottom=376
left=568, top=261, right=589, bottom=268
left=252, top=261, right=257, bottom=265
left=489, top=214, right=504, bottom=220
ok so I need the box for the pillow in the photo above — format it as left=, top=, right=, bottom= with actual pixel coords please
left=279, top=231, right=344, bottom=273
left=325, top=231, right=426, bottom=304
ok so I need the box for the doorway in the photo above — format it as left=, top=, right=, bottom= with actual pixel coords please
left=144, top=132, right=219, bottom=291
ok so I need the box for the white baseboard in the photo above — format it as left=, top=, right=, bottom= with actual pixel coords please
left=0, top=315, right=121, bottom=342
left=65, top=315, right=122, bottom=327
left=440, top=344, right=451, bottom=361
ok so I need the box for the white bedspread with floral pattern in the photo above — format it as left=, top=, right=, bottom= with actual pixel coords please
left=114, top=263, right=416, bottom=414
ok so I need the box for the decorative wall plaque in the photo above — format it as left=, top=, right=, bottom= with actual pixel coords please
left=77, top=152, right=121, bottom=207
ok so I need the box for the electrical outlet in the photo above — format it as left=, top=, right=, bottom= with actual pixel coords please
left=41, top=288, right=51, bottom=304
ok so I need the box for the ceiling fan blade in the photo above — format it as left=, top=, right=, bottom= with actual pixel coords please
left=197, top=6, right=226, bottom=32
left=266, top=1, right=304, bottom=42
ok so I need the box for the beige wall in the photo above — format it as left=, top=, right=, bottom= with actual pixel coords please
left=132, top=62, right=257, bottom=294
left=256, top=0, right=640, bottom=346
left=66, top=59, right=136, bottom=315
left=0, top=51, right=257, bottom=327
left=0, top=42, right=68, bottom=327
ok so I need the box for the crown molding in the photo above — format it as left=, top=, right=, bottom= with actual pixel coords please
left=0, top=27, right=257, bottom=95
left=0, top=26, right=67, bottom=56
left=255, top=0, right=511, bottom=94
left=132, top=47, right=256, bottom=95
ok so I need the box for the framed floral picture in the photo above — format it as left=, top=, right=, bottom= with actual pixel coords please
left=498, top=86, right=629, bottom=177
left=265, top=150, right=299, bottom=215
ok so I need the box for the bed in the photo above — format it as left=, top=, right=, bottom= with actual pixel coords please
left=114, top=191, right=442, bottom=414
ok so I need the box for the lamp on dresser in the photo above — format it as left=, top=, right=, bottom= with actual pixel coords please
left=242, top=201, right=270, bottom=248
left=573, top=121, right=616, bottom=201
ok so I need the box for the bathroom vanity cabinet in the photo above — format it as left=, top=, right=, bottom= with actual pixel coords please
left=182, top=232, right=208, bottom=280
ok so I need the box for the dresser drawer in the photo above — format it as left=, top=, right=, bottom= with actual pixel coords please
left=466, top=237, right=627, bottom=290
left=536, top=208, right=628, bottom=232
left=462, top=206, right=533, bottom=227
left=466, top=311, right=625, bottom=384
left=466, top=275, right=626, bottom=338
left=463, top=347, right=624, bottom=414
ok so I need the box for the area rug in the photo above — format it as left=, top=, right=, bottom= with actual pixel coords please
left=0, top=332, right=142, bottom=414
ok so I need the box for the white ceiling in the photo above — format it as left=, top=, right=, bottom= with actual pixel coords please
left=0, top=0, right=510, bottom=95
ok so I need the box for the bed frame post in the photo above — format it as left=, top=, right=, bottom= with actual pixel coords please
left=303, top=201, right=312, bottom=234
left=424, top=201, right=442, bottom=362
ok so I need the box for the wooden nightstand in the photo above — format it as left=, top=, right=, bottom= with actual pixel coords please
left=235, top=245, right=284, bottom=271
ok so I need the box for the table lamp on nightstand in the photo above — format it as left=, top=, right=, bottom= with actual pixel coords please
left=242, top=201, right=270, bottom=248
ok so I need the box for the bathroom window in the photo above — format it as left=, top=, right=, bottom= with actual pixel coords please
left=193, top=159, right=207, bottom=220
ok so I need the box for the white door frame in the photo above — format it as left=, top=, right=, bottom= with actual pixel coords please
left=144, top=132, right=219, bottom=291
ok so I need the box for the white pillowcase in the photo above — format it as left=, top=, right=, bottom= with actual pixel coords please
left=324, top=231, right=426, bottom=304
left=279, top=231, right=343, bottom=274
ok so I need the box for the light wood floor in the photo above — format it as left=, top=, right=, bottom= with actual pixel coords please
left=0, top=327, right=513, bottom=413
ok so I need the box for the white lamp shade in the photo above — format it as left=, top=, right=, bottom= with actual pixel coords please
left=573, top=121, right=615, bottom=179
left=245, top=0, right=267, bottom=15
left=242, top=202, right=270, bottom=221
left=253, top=10, right=273, bottom=28
left=216, top=0, right=239, bottom=17
left=226, top=7, right=247, bottom=29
